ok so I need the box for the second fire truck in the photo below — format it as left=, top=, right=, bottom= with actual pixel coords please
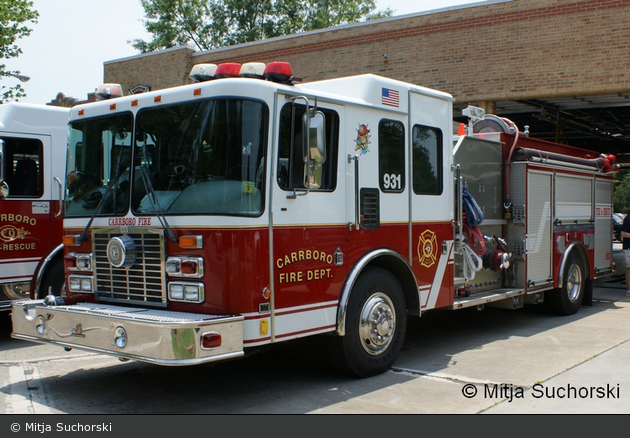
left=11, top=62, right=617, bottom=377
left=0, top=103, right=68, bottom=312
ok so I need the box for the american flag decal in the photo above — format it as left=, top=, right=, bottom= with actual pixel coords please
left=381, top=87, right=400, bottom=107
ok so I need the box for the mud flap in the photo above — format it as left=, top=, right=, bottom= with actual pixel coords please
left=583, top=278, right=593, bottom=306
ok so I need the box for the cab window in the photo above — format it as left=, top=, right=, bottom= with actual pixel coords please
left=277, top=103, right=339, bottom=191
left=412, top=125, right=443, bottom=195
left=1, top=137, right=43, bottom=198
left=379, top=120, right=405, bottom=193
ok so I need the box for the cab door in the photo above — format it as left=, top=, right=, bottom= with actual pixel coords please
left=408, top=90, right=455, bottom=311
left=269, top=95, right=346, bottom=342
left=0, top=135, right=58, bottom=303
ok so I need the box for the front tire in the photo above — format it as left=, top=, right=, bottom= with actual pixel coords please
left=331, top=267, right=407, bottom=378
left=547, top=252, right=585, bottom=315
left=38, top=257, right=64, bottom=299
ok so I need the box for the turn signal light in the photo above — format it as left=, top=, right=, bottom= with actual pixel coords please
left=261, top=287, right=271, bottom=300
left=166, top=256, right=204, bottom=278
left=62, top=234, right=82, bottom=247
left=201, top=332, right=222, bottom=349
left=179, top=235, right=203, bottom=249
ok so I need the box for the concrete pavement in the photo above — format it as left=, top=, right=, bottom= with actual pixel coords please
left=310, top=275, right=630, bottom=414
left=484, top=274, right=630, bottom=414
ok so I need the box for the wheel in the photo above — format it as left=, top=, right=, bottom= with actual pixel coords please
left=38, top=257, right=64, bottom=299
left=330, top=267, right=407, bottom=377
left=546, top=252, right=585, bottom=315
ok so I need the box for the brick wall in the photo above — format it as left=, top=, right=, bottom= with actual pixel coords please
left=104, top=0, right=630, bottom=105
left=105, top=46, right=193, bottom=95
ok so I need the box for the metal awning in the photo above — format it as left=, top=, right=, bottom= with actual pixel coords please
left=454, top=93, right=630, bottom=165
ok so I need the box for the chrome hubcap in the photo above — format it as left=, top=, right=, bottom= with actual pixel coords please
left=358, top=292, right=396, bottom=355
left=566, top=263, right=582, bottom=302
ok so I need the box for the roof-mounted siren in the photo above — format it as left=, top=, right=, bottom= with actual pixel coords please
left=189, top=64, right=218, bottom=82
left=263, top=62, right=301, bottom=85
left=95, top=83, right=123, bottom=100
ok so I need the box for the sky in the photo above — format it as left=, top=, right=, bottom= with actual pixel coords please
left=5, top=0, right=481, bottom=105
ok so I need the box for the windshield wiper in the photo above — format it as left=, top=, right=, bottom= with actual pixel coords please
left=78, top=144, right=126, bottom=243
left=138, top=164, right=178, bottom=243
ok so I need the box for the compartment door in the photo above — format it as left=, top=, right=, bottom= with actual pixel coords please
left=527, top=171, right=553, bottom=287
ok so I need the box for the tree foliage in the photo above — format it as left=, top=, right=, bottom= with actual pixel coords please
left=613, top=170, right=630, bottom=214
left=132, top=0, right=392, bottom=53
left=0, top=0, right=38, bottom=103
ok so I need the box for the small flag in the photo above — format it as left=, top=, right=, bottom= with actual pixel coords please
left=381, top=87, right=399, bottom=107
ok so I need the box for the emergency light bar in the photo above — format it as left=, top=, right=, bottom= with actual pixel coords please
left=95, top=83, right=123, bottom=100
left=188, top=61, right=301, bottom=84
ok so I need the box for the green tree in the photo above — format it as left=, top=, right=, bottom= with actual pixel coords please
left=0, top=0, right=38, bottom=103
left=613, top=170, right=630, bottom=214
left=132, top=0, right=392, bottom=53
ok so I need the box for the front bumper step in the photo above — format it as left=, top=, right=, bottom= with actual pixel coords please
left=11, top=300, right=244, bottom=366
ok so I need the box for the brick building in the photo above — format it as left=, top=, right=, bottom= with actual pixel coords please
left=103, top=0, right=630, bottom=159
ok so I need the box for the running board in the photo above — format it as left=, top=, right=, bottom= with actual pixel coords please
left=450, top=288, right=526, bottom=310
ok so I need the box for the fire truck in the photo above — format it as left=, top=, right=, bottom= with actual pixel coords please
left=0, top=103, right=68, bottom=313
left=11, top=62, right=618, bottom=377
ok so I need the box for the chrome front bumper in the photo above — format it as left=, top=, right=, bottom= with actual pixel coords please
left=11, top=300, right=244, bottom=365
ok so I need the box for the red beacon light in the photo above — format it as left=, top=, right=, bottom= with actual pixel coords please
left=214, top=62, right=241, bottom=78
left=601, top=154, right=619, bottom=172
left=189, top=63, right=218, bottom=82
left=263, top=61, right=300, bottom=84
left=95, top=83, right=123, bottom=100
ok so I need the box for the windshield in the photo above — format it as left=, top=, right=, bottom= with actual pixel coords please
left=65, top=113, right=133, bottom=217
left=132, top=98, right=268, bottom=216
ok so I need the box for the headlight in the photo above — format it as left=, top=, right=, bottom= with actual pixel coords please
left=68, top=275, right=94, bottom=293
left=168, top=282, right=204, bottom=303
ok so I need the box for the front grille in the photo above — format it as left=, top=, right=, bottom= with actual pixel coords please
left=93, top=228, right=166, bottom=307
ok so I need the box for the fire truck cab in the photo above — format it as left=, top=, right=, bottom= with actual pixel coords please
left=11, top=63, right=617, bottom=377
left=0, top=103, right=69, bottom=311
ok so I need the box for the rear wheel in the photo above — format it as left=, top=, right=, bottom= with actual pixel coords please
left=330, top=267, right=407, bottom=377
left=547, top=252, right=585, bottom=315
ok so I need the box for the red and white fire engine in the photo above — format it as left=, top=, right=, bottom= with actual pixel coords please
left=11, top=62, right=618, bottom=377
left=0, top=103, right=68, bottom=312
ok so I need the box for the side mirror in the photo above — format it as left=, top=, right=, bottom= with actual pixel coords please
left=302, top=111, right=326, bottom=189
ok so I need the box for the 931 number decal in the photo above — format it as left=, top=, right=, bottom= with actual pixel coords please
left=383, top=173, right=402, bottom=191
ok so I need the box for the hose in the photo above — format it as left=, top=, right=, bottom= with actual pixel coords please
left=462, top=186, right=483, bottom=226
left=460, top=186, right=485, bottom=280
left=461, top=241, right=483, bottom=281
